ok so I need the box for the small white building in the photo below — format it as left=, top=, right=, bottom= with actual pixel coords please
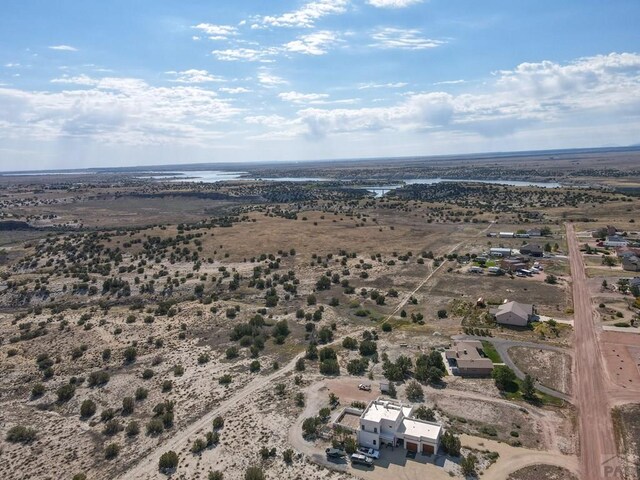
left=358, top=398, right=442, bottom=455
left=490, top=247, right=512, bottom=257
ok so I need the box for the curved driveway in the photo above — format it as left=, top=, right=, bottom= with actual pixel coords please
left=453, top=334, right=572, bottom=402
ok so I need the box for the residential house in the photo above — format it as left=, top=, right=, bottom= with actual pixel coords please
left=445, top=341, right=494, bottom=376
left=520, top=244, right=544, bottom=257
left=358, top=398, right=442, bottom=455
left=490, top=247, right=513, bottom=257
left=492, top=301, right=534, bottom=327
left=616, top=247, right=640, bottom=258
left=623, top=255, right=640, bottom=272
left=630, top=277, right=640, bottom=289
left=500, top=257, right=528, bottom=272
left=605, top=236, right=629, bottom=248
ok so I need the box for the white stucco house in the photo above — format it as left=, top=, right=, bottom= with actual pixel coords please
left=357, top=398, right=442, bottom=455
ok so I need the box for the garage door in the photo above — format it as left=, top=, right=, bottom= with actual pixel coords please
left=406, top=442, right=418, bottom=452
left=422, top=444, right=434, bottom=455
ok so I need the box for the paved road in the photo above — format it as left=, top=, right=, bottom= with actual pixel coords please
left=566, top=223, right=619, bottom=479
left=454, top=335, right=572, bottom=402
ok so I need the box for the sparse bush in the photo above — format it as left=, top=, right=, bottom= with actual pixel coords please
left=104, top=442, right=120, bottom=459
left=6, top=425, right=37, bottom=443
left=31, top=383, right=45, bottom=398
left=88, top=370, right=110, bottom=387
left=123, top=346, right=137, bottom=363
left=405, top=380, right=424, bottom=402
left=122, top=396, right=135, bottom=415
left=135, top=387, right=148, bottom=401
left=209, top=471, right=224, bottom=480
left=126, top=421, right=140, bottom=437
left=212, top=416, right=224, bottom=429
left=103, top=419, right=122, bottom=436
left=56, top=383, right=76, bottom=402
left=147, top=418, right=164, bottom=435
left=158, top=450, right=179, bottom=472
left=245, top=466, right=265, bottom=480
left=80, top=399, right=97, bottom=418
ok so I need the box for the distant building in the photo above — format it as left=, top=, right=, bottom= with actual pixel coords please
left=604, top=236, right=629, bottom=248
left=490, top=247, right=512, bottom=257
left=358, top=398, right=442, bottom=455
left=527, top=228, right=542, bottom=237
left=500, top=257, right=528, bottom=272
left=492, top=301, right=534, bottom=327
left=520, top=244, right=544, bottom=257
left=499, top=232, right=515, bottom=238
left=630, top=277, right=640, bottom=289
left=622, top=255, right=640, bottom=272
left=445, top=341, right=494, bottom=376
left=616, top=247, right=640, bottom=258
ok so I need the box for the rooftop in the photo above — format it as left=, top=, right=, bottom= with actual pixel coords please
left=399, top=418, right=442, bottom=441
left=496, top=301, right=533, bottom=318
left=445, top=341, right=493, bottom=369
left=361, top=399, right=411, bottom=424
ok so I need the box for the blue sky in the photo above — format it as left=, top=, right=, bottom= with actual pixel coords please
left=0, top=0, right=639, bottom=170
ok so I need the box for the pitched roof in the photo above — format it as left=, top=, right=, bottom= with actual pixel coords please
left=496, top=301, right=532, bottom=319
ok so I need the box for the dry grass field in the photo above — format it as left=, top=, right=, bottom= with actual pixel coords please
left=0, top=159, right=639, bottom=479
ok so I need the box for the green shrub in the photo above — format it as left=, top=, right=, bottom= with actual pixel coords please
left=104, top=443, right=121, bottom=459
left=80, top=399, right=97, bottom=418
left=56, top=383, right=76, bottom=402
left=158, top=450, right=179, bottom=471
left=6, top=425, right=37, bottom=443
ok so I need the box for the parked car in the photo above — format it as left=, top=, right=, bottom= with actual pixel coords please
left=350, top=453, right=373, bottom=467
left=325, top=448, right=346, bottom=458
left=358, top=383, right=371, bottom=391
left=357, top=447, right=380, bottom=459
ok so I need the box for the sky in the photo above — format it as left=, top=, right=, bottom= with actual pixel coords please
left=0, top=0, right=639, bottom=171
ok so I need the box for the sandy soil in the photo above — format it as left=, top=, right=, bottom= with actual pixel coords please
left=509, top=346, right=573, bottom=394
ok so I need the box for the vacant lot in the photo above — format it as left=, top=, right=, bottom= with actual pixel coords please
left=507, top=464, right=579, bottom=480
left=509, top=347, right=573, bottom=395
left=612, top=404, right=640, bottom=480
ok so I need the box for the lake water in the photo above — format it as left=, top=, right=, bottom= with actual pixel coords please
left=139, top=170, right=562, bottom=195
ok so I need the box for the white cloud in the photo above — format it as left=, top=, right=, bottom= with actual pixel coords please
left=211, top=47, right=279, bottom=62
left=166, top=69, right=225, bottom=84
left=278, top=91, right=330, bottom=103
left=4, top=63, right=21, bottom=68
left=367, top=0, right=422, bottom=7
left=256, top=0, right=349, bottom=28
left=0, top=75, right=241, bottom=145
left=219, top=87, right=252, bottom=94
left=51, top=74, right=99, bottom=86
left=292, top=52, right=640, bottom=139
left=371, top=28, right=445, bottom=50
left=284, top=30, right=342, bottom=56
left=192, top=23, right=238, bottom=40
left=433, top=79, right=466, bottom=85
left=257, top=71, right=288, bottom=86
left=358, top=82, right=408, bottom=89
left=48, top=45, right=78, bottom=52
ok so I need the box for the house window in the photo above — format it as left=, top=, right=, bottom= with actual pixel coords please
left=373, top=440, right=377, bottom=446
left=361, top=425, right=365, bottom=430
left=374, top=427, right=377, bottom=433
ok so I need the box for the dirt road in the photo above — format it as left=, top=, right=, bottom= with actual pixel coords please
left=566, top=223, right=619, bottom=479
